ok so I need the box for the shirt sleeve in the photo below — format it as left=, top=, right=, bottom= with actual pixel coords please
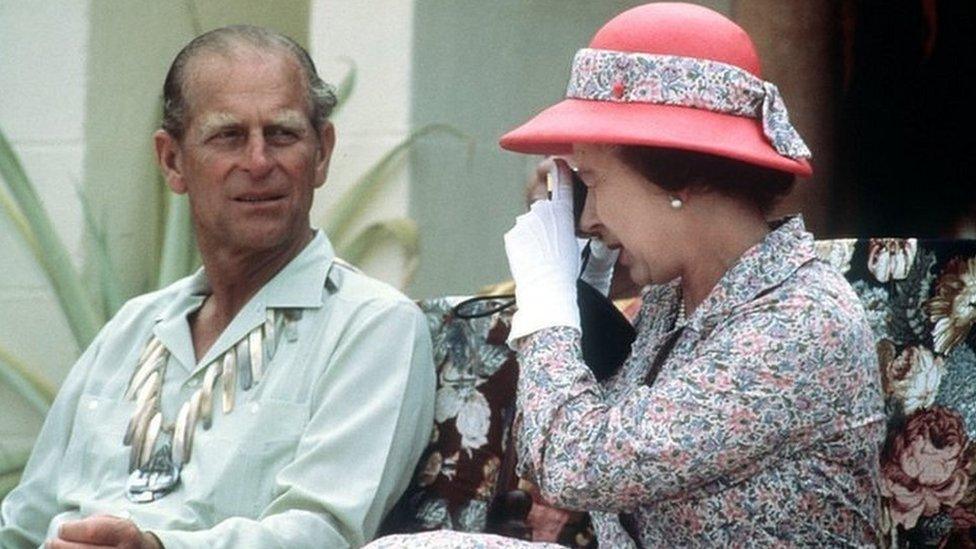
left=0, top=329, right=105, bottom=548
left=515, top=298, right=866, bottom=514
left=150, top=300, right=436, bottom=549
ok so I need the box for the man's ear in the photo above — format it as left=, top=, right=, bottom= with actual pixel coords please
left=313, top=122, right=336, bottom=189
left=154, top=129, right=187, bottom=194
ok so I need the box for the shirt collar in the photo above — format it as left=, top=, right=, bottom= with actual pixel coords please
left=683, top=215, right=815, bottom=332
left=153, top=230, right=337, bottom=373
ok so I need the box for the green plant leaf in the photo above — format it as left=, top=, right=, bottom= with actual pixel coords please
left=340, top=217, right=418, bottom=263
left=76, top=185, right=125, bottom=317
left=338, top=218, right=420, bottom=289
left=324, top=123, right=470, bottom=248
left=0, top=126, right=104, bottom=348
left=0, top=345, right=55, bottom=416
left=0, top=184, right=40, bottom=257
left=157, top=191, right=197, bottom=289
left=330, top=57, right=356, bottom=118
left=184, top=0, right=203, bottom=35
left=0, top=435, right=33, bottom=477
left=0, top=469, right=23, bottom=501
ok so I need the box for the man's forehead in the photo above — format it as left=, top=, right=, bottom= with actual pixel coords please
left=180, top=47, right=309, bottom=114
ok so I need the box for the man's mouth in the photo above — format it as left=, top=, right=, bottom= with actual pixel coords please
left=235, top=194, right=285, bottom=203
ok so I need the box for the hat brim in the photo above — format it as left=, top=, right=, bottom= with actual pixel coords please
left=499, top=98, right=812, bottom=177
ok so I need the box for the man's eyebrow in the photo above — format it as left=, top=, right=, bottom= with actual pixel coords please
left=268, top=111, right=307, bottom=129
left=196, top=113, right=242, bottom=136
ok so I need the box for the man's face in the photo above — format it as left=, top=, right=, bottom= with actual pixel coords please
left=156, top=48, right=334, bottom=256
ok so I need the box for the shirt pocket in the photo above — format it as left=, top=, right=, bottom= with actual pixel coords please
left=201, top=398, right=308, bottom=520
left=61, top=394, right=133, bottom=502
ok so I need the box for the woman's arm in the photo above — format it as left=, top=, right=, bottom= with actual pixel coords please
left=515, top=297, right=877, bottom=513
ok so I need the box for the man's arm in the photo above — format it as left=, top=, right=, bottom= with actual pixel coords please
left=0, top=331, right=104, bottom=548
left=149, top=300, right=435, bottom=549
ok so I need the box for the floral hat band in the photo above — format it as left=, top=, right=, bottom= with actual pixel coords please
left=565, top=48, right=812, bottom=160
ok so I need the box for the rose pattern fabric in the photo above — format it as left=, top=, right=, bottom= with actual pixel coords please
left=378, top=297, right=522, bottom=537
left=870, top=238, right=918, bottom=283
left=815, top=238, right=857, bottom=274
left=880, top=343, right=945, bottom=414
left=925, top=257, right=976, bottom=356
left=881, top=407, right=971, bottom=529
left=839, top=239, right=976, bottom=547
left=565, top=48, right=811, bottom=159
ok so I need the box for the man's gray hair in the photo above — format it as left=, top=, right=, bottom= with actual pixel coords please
left=161, top=25, right=337, bottom=140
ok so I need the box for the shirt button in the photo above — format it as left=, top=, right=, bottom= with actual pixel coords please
left=249, top=403, right=260, bottom=414
left=116, top=510, right=131, bottom=520
left=88, top=400, right=98, bottom=410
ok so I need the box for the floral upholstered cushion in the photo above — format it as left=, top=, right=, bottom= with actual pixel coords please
left=379, top=297, right=519, bottom=533
left=377, top=297, right=595, bottom=546
left=382, top=238, right=976, bottom=548
left=814, top=238, right=976, bottom=547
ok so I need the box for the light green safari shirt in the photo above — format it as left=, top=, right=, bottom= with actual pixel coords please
left=0, top=231, right=435, bottom=548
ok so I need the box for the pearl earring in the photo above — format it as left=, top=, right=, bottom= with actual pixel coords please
left=669, top=196, right=683, bottom=209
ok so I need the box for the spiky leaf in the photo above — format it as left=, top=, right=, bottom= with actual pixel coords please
left=0, top=345, right=54, bottom=415
left=0, top=126, right=104, bottom=347
left=324, top=124, right=470, bottom=247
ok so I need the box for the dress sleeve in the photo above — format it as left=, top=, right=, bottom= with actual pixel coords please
left=151, top=301, right=436, bottom=549
left=515, top=298, right=865, bottom=513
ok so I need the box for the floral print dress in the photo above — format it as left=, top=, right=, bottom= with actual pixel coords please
left=370, top=217, right=887, bottom=548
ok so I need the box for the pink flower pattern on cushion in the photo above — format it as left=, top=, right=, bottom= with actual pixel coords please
left=513, top=217, right=887, bottom=546
left=881, top=406, right=971, bottom=529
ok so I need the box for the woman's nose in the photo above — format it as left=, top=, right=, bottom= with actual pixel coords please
left=578, top=190, right=600, bottom=238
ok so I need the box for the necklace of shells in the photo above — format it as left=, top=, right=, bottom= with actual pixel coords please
left=121, top=307, right=300, bottom=502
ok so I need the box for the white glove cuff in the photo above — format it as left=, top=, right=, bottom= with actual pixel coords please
left=507, top=281, right=580, bottom=347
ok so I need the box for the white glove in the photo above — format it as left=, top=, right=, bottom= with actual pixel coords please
left=579, top=238, right=619, bottom=297
left=503, top=159, right=580, bottom=345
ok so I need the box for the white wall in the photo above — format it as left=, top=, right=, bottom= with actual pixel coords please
left=309, top=0, right=414, bottom=289
left=0, top=0, right=90, bottom=443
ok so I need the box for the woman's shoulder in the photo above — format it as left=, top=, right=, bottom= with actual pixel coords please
left=747, top=258, right=866, bottom=318
left=725, top=257, right=874, bottom=355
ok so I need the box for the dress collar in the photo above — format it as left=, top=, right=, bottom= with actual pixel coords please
left=639, top=216, right=816, bottom=334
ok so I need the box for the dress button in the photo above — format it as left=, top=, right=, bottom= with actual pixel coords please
left=249, top=402, right=260, bottom=414
left=88, top=400, right=98, bottom=410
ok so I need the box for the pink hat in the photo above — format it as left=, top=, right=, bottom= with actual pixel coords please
left=499, top=2, right=812, bottom=177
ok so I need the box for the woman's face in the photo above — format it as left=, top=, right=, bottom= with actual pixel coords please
left=572, top=144, right=683, bottom=287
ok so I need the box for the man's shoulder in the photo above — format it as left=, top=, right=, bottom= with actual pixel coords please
left=327, top=261, right=417, bottom=313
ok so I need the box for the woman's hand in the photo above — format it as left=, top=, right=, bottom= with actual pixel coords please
left=526, top=158, right=619, bottom=297
left=504, top=159, right=580, bottom=345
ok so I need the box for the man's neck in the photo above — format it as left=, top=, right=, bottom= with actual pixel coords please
left=195, top=229, right=314, bottom=337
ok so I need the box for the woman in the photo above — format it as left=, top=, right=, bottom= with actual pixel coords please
left=372, top=3, right=884, bottom=547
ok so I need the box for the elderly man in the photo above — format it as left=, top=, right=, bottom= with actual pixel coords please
left=0, top=25, right=434, bottom=548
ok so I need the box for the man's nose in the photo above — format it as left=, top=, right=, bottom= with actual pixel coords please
left=244, top=135, right=274, bottom=178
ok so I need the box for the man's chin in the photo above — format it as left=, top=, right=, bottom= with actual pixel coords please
left=219, top=225, right=306, bottom=256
